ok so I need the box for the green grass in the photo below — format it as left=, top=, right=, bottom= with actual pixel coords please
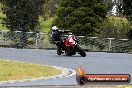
left=0, top=3, right=7, bottom=31
left=0, top=60, right=61, bottom=81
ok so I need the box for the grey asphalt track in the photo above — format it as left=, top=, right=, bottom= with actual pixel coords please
left=0, top=48, right=132, bottom=86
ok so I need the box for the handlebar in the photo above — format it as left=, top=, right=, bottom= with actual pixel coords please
left=58, top=30, right=71, bottom=33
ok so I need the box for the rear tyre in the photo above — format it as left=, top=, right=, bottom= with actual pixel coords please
left=76, top=45, right=86, bottom=57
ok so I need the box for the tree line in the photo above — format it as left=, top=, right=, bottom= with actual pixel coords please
left=0, top=0, right=132, bottom=47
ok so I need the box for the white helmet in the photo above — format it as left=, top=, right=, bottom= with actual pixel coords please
left=52, top=26, right=58, bottom=31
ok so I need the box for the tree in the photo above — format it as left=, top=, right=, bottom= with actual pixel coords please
left=122, top=0, right=132, bottom=22
left=120, top=0, right=132, bottom=39
left=104, top=0, right=113, bottom=14
left=99, top=16, right=131, bottom=39
left=1, top=0, right=45, bottom=48
left=127, top=30, right=132, bottom=39
left=53, top=0, right=108, bottom=36
left=42, top=0, right=59, bottom=20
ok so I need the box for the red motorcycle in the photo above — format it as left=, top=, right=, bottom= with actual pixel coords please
left=56, top=34, right=86, bottom=57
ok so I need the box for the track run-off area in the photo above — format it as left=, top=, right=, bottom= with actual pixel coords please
left=0, top=48, right=132, bottom=86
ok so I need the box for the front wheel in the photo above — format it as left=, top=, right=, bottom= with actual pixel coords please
left=80, top=51, right=86, bottom=57
left=57, top=45, right=61, bottom=55
left=75, top=45, right=86, bottom=57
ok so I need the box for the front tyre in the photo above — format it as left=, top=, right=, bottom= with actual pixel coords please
left=57, top=45, right=61, bottom=55
left=76, top=45, right=86, bottom=57
left=80, top=51, right=86, bottom=57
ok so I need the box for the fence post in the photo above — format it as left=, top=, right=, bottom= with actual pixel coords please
left=35, top=33, right=39, bottom=48
left=106, top=38, right=115, bottom=51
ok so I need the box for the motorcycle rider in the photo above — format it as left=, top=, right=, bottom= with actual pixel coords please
left=51, top=26, right=65, bottom=54
left=51, top=26, right=61, bottom=42
left=51, top=26, right=74, bottom=53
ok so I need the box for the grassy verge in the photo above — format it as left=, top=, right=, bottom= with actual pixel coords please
left=0, top=60, right=61, bottom=81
